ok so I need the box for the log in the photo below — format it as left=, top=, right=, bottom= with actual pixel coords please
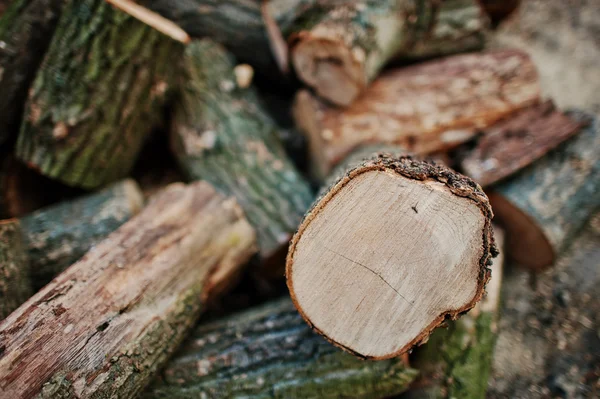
left=293, top=49, right=541, bottom=179
left=488, top=110, right=600, bottom=271
left=139, top=0, right=488, bottom=77
left=290, top=0, right=488, bottom=106
left=406, top=225, right=504, bottom=398
left=15, top=0, right=183, bottom=189
left=19, top=179, right=144, bottom=290
left=144, top=297, right=418, bottom=399
left=0, top=0, right=64, bottom=145
left=0, top=181, right=256, bottom=398
left=286, top=147, right=496, bottom=359
left=460, top=101, right=584, bottom=187
left=170, top=39, right=313, bottom=260
left=0, top=219, right=31, bottom=320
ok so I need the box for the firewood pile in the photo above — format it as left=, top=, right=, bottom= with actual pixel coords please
left=0, top=0, right=598, bottom=398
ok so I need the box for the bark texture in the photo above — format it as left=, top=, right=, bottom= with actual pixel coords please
left=15, top=0, right=182, bottom=189
left=291, top=0, right=488, bottom=105
left=461, top=101, right=584, bottom=187
left=171, top=39, right=313, bottom=260
left=0, top=219, right=31, bottom=320
left=0, top=181, right=256, bottom=398
left=488, top=110, right=600, bottom=270
left=0, top=0, right=64, bottom=145
left=293, top=49, right=540, bottom=179
left=145, top=297, right=418, bottom=399
left=19, top=179, right=144, bottom=290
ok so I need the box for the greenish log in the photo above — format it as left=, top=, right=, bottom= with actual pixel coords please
left=0, top=219, right=31, bottom=320
left=170, top=39, right=313, bottom=260
left=19, top=179, right=144, bottom=290
left=291, top=0, right=488, bottom=105
left=144, top=298, right=418, bottom=399
left=0, top=0, right=64, bottom=145
left=15, top=0, right=182, bottom=189
left=488, top=110, right=600, bottom=270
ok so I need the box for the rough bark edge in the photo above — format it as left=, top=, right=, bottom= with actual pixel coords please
left=286, top=152, right=496, bottom=360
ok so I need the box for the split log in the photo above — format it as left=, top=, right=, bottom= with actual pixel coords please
left=0, top=181, right=256, bottom=398
left=286, top=147, right=496, bottom=359
left=461, top=101, right=584, bottom=187
left=293, top=49, right=540, bottom=179
left=140, top=0, right=488, bottom=78
left=171, top=39, right=313, bottom=260
left=488, top=110, right=600, bottom=271
left=15, top=0, right=182, bottom=189
left=405, top=225, right=504, bottom=398
left=0, top=0, right=64, bottom=145
left=19, top=179, right=144, bottom=290
left=144, top=297, right=418, bottom=399
left=291, top=0, right=488, bottom=106
left=0, top=219, right=31, bottom=320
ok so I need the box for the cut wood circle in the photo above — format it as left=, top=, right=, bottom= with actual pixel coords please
left=286, top=152, right=495, bottom=359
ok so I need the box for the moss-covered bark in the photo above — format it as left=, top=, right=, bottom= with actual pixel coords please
left=0, top=219, right=31, bottom=320
left=171, top=39, right=313, bottom=260
left=15, top=0, right=182, bottom=189
left=144, top=298, right=417, bottom=399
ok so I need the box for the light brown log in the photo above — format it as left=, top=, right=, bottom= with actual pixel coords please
left=286, top=147, right=496, bottom=359
left=460, top=101, right=584, bottom=187
left=293, top=49, right=540, bottom=179
left=0, top=182, right=256, bottom=398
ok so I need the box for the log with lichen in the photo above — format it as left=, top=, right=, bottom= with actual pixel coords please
left=0, top=219, right=31, bottom=320
left=144, top=297, right=417, bottom=399
left=170, top=39, right=313, bottom=260
left=15, top=0, right=182, bottom=189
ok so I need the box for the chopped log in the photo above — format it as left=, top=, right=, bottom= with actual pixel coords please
left=290, top=0, right=488, bottom=106
left=488, top=110, right=600, bottom=271
left=19, top=179, right=144, bottom=290
left=0, top=181, right=256, bottom=398
left=461, top=101, right=584, bottom=187
left=0, top=0, right=64, bottom=145
left=0, top=219, right=31, bottom=320
left=286, top=147, right=496, bottom=359
left=170, top=39, right=313, bottom=260
left=15, top=0, right=183, bottom=189
left=293, top=49, right=540, bottom=179
left=405, top=225, right=504, bottom=398
left=144, top=297, right=418, bottom=399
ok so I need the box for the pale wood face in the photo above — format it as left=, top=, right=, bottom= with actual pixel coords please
left=289, top=170, right=485, bottom=358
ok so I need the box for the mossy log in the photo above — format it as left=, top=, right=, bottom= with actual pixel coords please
left=0, top=0, right=64, bottom=145
left=15, top=0, right=182, bottom=189
left=0, top=219, right=31, bottom=320
left=290, top=0, right=488, bottom=105
left=19, top=179, right=144, bottom=290
left=405, top=225, right=504, bottom=399
left=286, top=146, right=496, bottom=359
left=294, top=49, right=540, bottom=179
left=0, top=182, right=256, bottom=398
left=144, top=297, right=417, bottom=399
left=488, top=110, right=600, bottom=271
left=171, top=39, right=313, bottom=260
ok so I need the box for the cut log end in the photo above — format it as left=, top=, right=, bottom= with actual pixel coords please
left=287, top=154, right=494, bottom=359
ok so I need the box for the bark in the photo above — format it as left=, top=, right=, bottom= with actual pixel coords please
left=0, top=219, right=31, bottom=320
left=460, top=101, right=584, bottom=187
left=290, top=0, right=488, bottom=105
left=0, top=181, right=257, bottom=398
left=19, top=179, right=144, bottom=290
left=170, top=39, right=313, bottom=260
left=144, top=297, right=418, bottom=399
left=293, top=49, right=540, bottom=180
left=404, top=225, right=505, bottom=399
left=286, top=147, right=496, bottom=359
left=15, top=0, right=183, bottom=189
left=488, top=110, right=600, bottom=270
